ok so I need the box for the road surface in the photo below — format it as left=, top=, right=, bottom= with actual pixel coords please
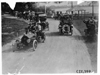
left=2, top=19, right=92, bottom=74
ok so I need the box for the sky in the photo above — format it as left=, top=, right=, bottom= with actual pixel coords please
left=1, top=0, right=84, bottom=10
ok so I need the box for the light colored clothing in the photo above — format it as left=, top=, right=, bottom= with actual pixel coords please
left=24, top=32, right=35, bottom=39
left=38, top=25, right=42, bottom=31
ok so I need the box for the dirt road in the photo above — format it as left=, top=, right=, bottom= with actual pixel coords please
left=2, top=19, right=92, bottom=74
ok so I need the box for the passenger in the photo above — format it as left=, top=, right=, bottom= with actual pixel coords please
left=83, top=17, right=96, bottom=34
left=59, top=15, right=73, bottom=32
left=36, top=23, right=45, bottom=40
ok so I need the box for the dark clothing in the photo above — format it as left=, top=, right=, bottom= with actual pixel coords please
left=40, top=17, right=46, bottom=22
left=27, top=24, right=37, bottom=33
left=60, top=15, right=72, bottom=25
left=34, top=17, right=39, bottom=22
left=60, top=16, right=73, bottom=32
left=40, top=23, right=46, bottom=30
left=37, top=31, right=45, bottom=39
left=21, top=35, right=29, bottom=46
left=83, top=19, right=96, bottom=34
left=84, top=19, right=95, bottom=29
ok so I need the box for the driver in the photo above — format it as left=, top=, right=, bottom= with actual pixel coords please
left=21, top=30, right=35, bottom=46
left=21, top=23, right=37, bottom=45
left=27, top=22, right=37, bottom=33
left=66, top=15, right=73, bottom=32
left=59, top=15, right=73, bottom=32
left=36, top=22, right=45, bottom=40
left=40, top=16, right=47, bottom=30
left=34, top=12, right=39, bottom=22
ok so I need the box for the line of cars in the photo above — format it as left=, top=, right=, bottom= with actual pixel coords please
left=12, top=12, right=97, bottom=52
left=58, top=14, right=73, bottom=36
left=12, top=13, right=74, bottom=52
left=12, top=13, right=49, bottom=52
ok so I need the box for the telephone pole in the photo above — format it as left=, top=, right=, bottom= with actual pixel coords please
left=45, top=2, right=47, bottom=14
left=92, top=1, right=94, bottom=16
left=71, top=1, right=73, bottom=19
left=45, top=5, right=46, bottom=14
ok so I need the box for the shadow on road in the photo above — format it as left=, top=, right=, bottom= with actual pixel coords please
left=72, top=35, right=97, bottom=43
left=84, top=35, right=97, bottom=43
left=2, top=49, right=13, bottom=53
left=45, top=31, right=72, bottom=37
left=72, top=35, right=85, bottom=41
left=2, top=46, right=35, bottom=53
left=45, top=32, right=61, bottom=37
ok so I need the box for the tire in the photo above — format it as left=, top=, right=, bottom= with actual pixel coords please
left=47, top=25, right=49, bottom=31
left=32, top=40, right=37, bottom=51
left=70, top=28, right=73, bottom=36
left=59, top=29, right=63, bottom=34
left=41, top=35, right=46, bottom=43
left=41, top=39, right=45, bottom=43
left=46, top=22, right=49, bottom=31
left=70, top=30, right=73, bottom=36
left=37, top=36, right=41, bottom=42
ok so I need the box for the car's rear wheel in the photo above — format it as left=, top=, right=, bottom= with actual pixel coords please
left=32, top=40, right=37, bottom=51
left=70, top=29, right=73, bottom=36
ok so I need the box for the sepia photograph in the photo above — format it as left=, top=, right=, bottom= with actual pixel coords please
left=1, top=0, right=99, bottom=74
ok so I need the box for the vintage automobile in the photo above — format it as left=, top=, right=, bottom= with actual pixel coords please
left=36, top=31, right=46, bottom=43
left=58, top=23, right=73, bottom=35
left=13, top=31, right=38, bottom=52
left=58, top=15, right=73, bottom=35
left=39, top=14, right=49, bottom=31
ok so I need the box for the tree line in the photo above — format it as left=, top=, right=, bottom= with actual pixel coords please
left=1, top=2, right=52, bottom=15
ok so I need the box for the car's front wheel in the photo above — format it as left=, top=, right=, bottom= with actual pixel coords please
left=32, top=40, right=38, bottom=51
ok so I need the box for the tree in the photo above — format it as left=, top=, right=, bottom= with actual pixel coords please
left=14, top=2, right=37, bottom=12
left=14, top=2, right=25, bottom=12
left=1, top=2, right=13, bottom=14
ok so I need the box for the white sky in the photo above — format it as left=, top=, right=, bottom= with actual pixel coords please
left=1, top=0, right=84, bottom=10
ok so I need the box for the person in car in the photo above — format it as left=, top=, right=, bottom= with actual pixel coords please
left=83, top=17, right=96, bottom=34
left=59, top=15, right=73, bottom=32
left=36, top=22, right=45, bottom=40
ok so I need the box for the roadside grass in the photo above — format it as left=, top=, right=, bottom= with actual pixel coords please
left=74, top=20, right=97, bottom=73
left=2, top=17, right=28, bottom=45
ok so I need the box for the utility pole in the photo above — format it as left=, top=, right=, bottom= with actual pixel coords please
left=92, top=1, right=94, bottom=17
left=71, top=1, right=73, bottom=9
left=45, top=5, right=46, bottom=14
left=45, top=2, right=47, bottom=14
left=71, top=1, right=73, bottom=19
